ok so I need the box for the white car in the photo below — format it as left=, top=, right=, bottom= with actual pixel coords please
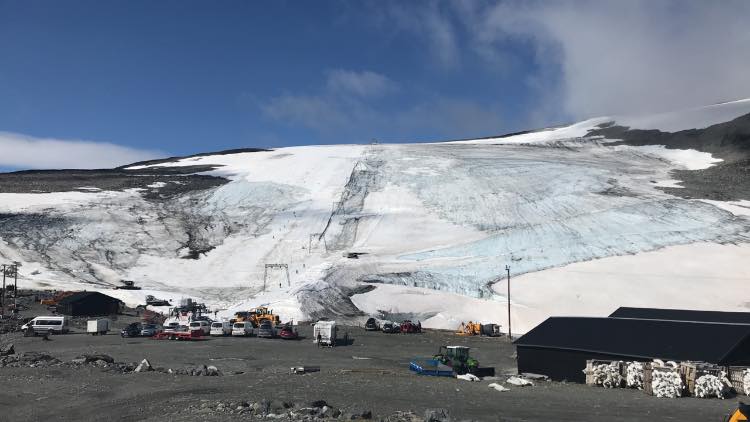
left=188, top=320, right=211, bottom=335
left=232, top=321, right=253, bottom=337
left=210, top=321, right=232, bottom=336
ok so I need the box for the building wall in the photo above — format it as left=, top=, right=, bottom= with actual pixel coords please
left=59, top=296, right=120, bottom=316
left=516, top=346, right=648, bottom=382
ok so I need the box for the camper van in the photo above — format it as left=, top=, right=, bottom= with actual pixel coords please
left=313, top=320, right=337, bottom=347
left=210, top=321, right=232, bottom=336
left=22, top=316, right=70, bottom=335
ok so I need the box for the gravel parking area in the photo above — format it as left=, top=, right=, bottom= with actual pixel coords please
left=0, top=314, right=740, bottom=421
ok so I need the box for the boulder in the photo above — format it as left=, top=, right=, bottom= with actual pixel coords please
left=135, top=358, right=153, bottom=372
left=424, top=408, right=450, bottom=422
left=320, top=406, right=342, bottom=419
left=82, top=354, right=114, bottom=364
left=0, top=343, right=14, bottom=356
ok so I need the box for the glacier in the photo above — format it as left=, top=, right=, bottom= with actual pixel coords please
left=2, top=99, right=750, bottom=333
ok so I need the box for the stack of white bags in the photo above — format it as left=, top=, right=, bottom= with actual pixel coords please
left=591, top=362, right=623, bottom=388
left=651, top=362, right=683, bottom=399
left=626, top=361, right=644, bottom=389
left=694, top=371, right=732, bottom=399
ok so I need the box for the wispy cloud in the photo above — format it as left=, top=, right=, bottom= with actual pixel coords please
left=362, top=1, right=461, bottom=69
left=326, top=69, right=398, bottom=98
left=0, top=131, right=164, bottom=170
left=260, top=69, right=503, bottom=142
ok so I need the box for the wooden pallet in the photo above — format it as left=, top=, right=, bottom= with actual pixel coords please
left=727, top=366, right=750, bottom=395
left=680, top=361, right=723, bottom=395
left=584, top=360, right=624, bottom=386
left=644, top=364, right=683, bottom=396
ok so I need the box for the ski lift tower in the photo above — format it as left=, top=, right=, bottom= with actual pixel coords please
left=263, top=263, right=290, bottom=291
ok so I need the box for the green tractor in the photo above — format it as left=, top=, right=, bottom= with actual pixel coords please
left=434, top=346, right=479, bottom=375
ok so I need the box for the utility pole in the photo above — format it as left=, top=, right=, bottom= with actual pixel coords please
left=1, top=264, right=6, bottom=309
left=506, top=265, right=511, bottom=340
left=12, top=262, right=19, bottom=312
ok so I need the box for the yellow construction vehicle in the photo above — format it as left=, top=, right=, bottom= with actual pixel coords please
left=456, top=321, right=482, bottom=336
left=725, top=402, right=749, bottom=422
left=234, top=307, right=281, bottom=328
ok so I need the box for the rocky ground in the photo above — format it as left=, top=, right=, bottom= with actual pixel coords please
left=0, top=301, right=742, bottom=421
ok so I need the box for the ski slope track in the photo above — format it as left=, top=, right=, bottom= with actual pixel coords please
left=2, top=100, right=750, bottom=333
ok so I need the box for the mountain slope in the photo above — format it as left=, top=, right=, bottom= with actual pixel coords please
left=1, top=99, right=749, bottom=333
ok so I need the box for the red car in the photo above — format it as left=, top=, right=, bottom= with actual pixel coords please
left=399, top=320, right=422, bottom=334
left=279, top=324, right=299, bottom=340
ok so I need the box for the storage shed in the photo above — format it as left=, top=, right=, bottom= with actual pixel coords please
left=514, top=317, right=750, bottom=382
left=609, top=307, right=750, bottom=325
left=57, top=291, right=122, bottom=316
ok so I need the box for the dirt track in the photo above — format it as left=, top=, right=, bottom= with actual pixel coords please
left=0, top=317, right=741, bottom=422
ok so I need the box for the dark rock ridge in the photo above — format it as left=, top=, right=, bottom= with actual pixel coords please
left=590, top=112, right=750, bottom=201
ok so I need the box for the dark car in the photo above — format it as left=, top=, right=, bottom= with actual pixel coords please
left=364, top=318, right=380, bottom=331
left=120, top=322, right=142, bottom=338
left=400, top=320, right=422, bottom=334
left=382, top=321, right=400, bottom=334
left=257, top=320, right=275, bottom=338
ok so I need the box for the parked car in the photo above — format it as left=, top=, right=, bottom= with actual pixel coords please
left=364, top=317, right=380, bottom=331
left=399, top=320, right=421, bottom=334
left=189, top=320, right=211, bottom=335
left=257, top=320, right=276, bottom=338
left=210, top=321, right=232, bottom=336
left=121, top=322, right=142, bottom=337
left=162, top=322, right=180, bottom=333
left=21, top=316, right=70, bottom=336
left=140, top=323, right=162, bottom=337
left=232, top=321, right=254, bottom=337
left=279, top=324, right=299, bottom=340
left=382, top=321, right=400, bottom=334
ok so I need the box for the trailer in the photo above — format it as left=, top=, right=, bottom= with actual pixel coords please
left=313, top=320, right=337, bottom=347
left=152, top=328, right=203, bottom=341
left=409, top=358, right=454, bottom=377
left=87, top=319, right=110, bottom=335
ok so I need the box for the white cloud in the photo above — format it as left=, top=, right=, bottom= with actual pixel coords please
left=326, top=69, right=397, bottom=98
left=461, top=0, right=750, bottom=119
left=0, top=131, right=163, bottom=169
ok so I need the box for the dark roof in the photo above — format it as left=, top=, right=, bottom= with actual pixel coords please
left=57, top=291, right=122, bottom=306
left=609, top=307, right=750, bottom=325
left=514, top=317, right=750, bottom=364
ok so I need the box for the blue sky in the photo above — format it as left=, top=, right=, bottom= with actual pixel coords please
left=1, top=1, right=749, bottom=169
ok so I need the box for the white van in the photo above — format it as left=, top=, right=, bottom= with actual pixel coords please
left=232, top=321, right=253, bottom=337
left=22, top=316, right=70, bottom=335
left=188, top=320, right=211, bottom=335
left=210, top=321, right=232, bottom=336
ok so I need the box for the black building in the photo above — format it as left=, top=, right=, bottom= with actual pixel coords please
left=57, top=291, right=122, bottom=316
left=609, top=307, right=750, bottom=325
left=514, top=317, right=750, bottom=382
